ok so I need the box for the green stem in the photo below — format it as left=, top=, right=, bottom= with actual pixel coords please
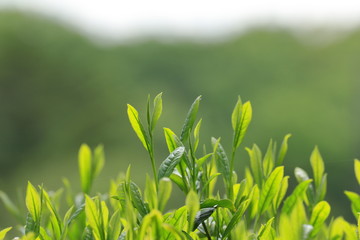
left=228, top=149, right=236, bottom=200
left=179, top=160, right=189, bottom=193
left=189, top=140, right=197, bottom=191
left=147, top=132, right=158, bottom=190
left=202, top=222, right=212, bottom=240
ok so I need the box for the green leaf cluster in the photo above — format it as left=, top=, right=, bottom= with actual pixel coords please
left=0, top=94, right=359, bottom=240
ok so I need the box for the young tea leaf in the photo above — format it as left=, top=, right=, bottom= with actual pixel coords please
left=79, top=144, right=92, bottom=194
left=26, top=182, right=42, bottom=223
left=186, top=190, right=199, bottom=232
left=354, top=159, right=360, bottom=185
left=127, top=104, right=149, bottom=150
left=0, top=227, right=12, bottom=240
left=310, top=146, right=325, bottom=189
left=257, top=217, right=275, bottom=240
left=193, top=118, right=202, bottom=152
left=282, top=179, right=312, bottom=215
left=200, top=199, right=235, bottom=211
left=84, top=195, right=101, bottom=240
left=130, top=181, right=149, bottom=217
left=344, top=191, right=360, bottom=219
left=263, top=139, right=274, bottom=177
left=180, top=96, right=201, bottom=142
left=158, top=178, right=172, bottom=212
left=309, top=201, right=331, bottom=237
left=93, top=144, right=105, bottom=178
left=158, top=147, right=185, bottom=180
left=276, top=134, right=291, bottom=166
left=231, top=96, right=242, bottom=130
left=150, top=92, right=163, bottom=132
left=246, top=144, right=263, bottom=187
left=164, top=128, right=182, bottom=153
left=233, top=101, right=252, bottom=149
left=211, top=137, right=230, bottom=185
left=222, top=199, right=250, bottom=239
left=258, top=166, right=284, bottom=215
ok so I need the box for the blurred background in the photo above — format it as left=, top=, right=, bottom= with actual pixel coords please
left=0, top=0, right=360, bottom=229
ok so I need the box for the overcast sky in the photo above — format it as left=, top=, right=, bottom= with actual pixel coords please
left=2, top=0, right=360, bottom=40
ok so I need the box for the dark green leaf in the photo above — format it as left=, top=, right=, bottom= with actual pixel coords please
left=211, top=137, right=230, bottom=184
left=193, top=206, right=217, bottom=231
left=158, top=147, right=186, bottom=180
left=130, top=181, right=149, bottom=217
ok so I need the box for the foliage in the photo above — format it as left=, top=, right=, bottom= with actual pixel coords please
left=1, top=11, right=360, bottom=222
left=1, top=94, right=359, bottom=239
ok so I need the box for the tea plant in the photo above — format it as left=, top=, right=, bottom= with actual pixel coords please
left=0, top=93, right=359, bottom=240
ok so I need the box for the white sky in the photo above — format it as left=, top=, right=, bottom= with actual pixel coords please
left=2, top=0, right=360, bottom=40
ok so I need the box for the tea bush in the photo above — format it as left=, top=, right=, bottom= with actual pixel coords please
left=1, top=94, right=359, bottom=239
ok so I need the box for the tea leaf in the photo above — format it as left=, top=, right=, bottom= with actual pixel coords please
left=344, top=191, right=360, bottom=219
left=0, top=227, right=12, bottom=240
left=93, top=144, right=105, bottom=178
left=170, top=173, right=187, bottom=192
left=310, top=146, right=325, bottom=189
left=127, top=104, right=149, bottom=150
left=329, top=217, right=346, bottom=240
left=258, top=166, right=284, bottom=215
left=246, top=144, right=263, bottom=187
left=258, top=217, right=274, bottom=240
left=186, top=190, right=199, bottom=232
left=84, top=195, right=101, bottom=240
left=164, top=128, right=182, bottom=153
left=130, top=181, right=149, bottom=217
left=231, top=96, right=242, bottom=130
left=26, top=182, right=41, bottom=222
left=193, top=206, right=217, bottom=230
left=282, top=179, right=312, bottom=215
left=233, top=101, right=252, bottom=149
left=212, top=137, right=230, bottom=185
left=180, top=96, right=201, bottom=142
left=309, top=201, right=331, bottom=237
left=200, top=199, right=235, bottom=211
left=158, top=178, right=172, bottom=212
left=151, top=92, right=163, bottom=131
left=79, top=144, right=92, bottom=194
left=43, top=190, right=63, bottom=238
left=316, top=174, right=327, bottom=202
left=164, top=206, right=187, bottom=239
left=158, top=147, right=186, bottom=180
left=108, top=210, right=121, bottom=240
left=355, top=159, right=360, bottom=185
left=145, top=175, right=158, bottom=210
left=196, top=153, right=212, bottom=166
left=273, top=176, right=289, bottom=211
left=276, top=134, right=291, bottom=166
left=139, top=210, right=163, bottom=239
left=193, top=118, right=202, bottom=151
left=263, top=139, right=274, bottom=177
left=222, top=199, right=250, bottom=238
